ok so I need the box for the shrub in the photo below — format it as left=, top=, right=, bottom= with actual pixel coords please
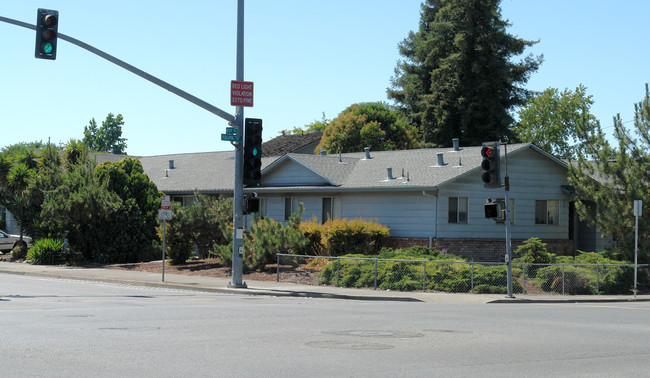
left=244, top=204, right=307, bottom=271
left=301, top=218, right=390, bottom=256
left=514, top=237, right=556, bottom=278
left=213, top=242, right=233, bottom=268
left=535, top=265, right=595, bottom=295
left=28, top=238, right=64, bottom=265
left=299, top=219, right=325, bottom=255
left=378, top=246, right=443, bottom=260
left=11, top=243, right=28, bottom=260
left=472, top=264, right=523, bottom=293
left=165, top=219, right=194, bottom=265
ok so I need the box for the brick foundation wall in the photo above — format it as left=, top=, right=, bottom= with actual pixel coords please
left=386, top=237, right=574, bottom=262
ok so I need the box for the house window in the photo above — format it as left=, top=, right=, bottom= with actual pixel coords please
left=535, top=200, right=559, bottom=225
left=284, top=197, right=292, bottom=221
left=495, top=198, right=515, bottom=224
left=448, top=197, right=468, bottom=224
left=258, top=198, right=267, bottom=217
left=322, top=197, right=333, bottom=224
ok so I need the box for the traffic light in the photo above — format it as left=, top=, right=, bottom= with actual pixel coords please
left=35, top=8, right=59, bottom=60
left=481, top=142, right=501, bottom=188
left=244, top=196, right=260, bottom=214
left=484, top=198, right=502, bottom=219
left=243, top=118, right=263, bottom=186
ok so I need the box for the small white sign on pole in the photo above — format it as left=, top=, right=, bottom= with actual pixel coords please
left=158, top=209, right=173, bottom=221
left=634, top=200, right=642, bottom=217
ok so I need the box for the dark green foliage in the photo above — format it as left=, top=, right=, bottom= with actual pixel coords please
left=0, top=143, right=63, bottom=243
left=40, top=155, right=160, bottom=264
left=163, top=195, right=233, bottom=265
left=165, top=214, right=194, bottom=265
left=83, top=113, right=127, bottom=154
left=244, top=204, right=307, bottom=271
left=388, top=0, right=541, bottom=146
left=213, top=242, right=233, bottom=267
left=316, top=102, right=420, bottom=153
left=27, top=238, right=65, bottom=265
left=95, top=158, right=160, bottom=263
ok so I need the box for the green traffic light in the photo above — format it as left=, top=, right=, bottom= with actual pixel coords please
left=42, top=42, right=53, bottom=54
left=252, top=147, right=259, bottom=157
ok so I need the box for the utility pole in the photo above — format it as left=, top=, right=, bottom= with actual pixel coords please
left=229, top=0, right=247, bottom=288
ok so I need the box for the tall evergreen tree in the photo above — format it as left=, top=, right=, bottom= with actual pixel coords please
left=388, top=0, right=542, bottom=146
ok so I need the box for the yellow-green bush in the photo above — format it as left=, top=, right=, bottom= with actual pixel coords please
left=300, top=218, right=390, bottom=256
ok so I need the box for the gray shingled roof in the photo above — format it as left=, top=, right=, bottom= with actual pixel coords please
left=137, top=151, right=274, bottom=194
left=261, top=132, right=322, bottom=156
left=258, top=143, right=551, bottom=192
left=87, top=143, right=565, bottom=195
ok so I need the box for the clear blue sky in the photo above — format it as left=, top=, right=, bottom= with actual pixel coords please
left=2, top=1, right=649, bottom=156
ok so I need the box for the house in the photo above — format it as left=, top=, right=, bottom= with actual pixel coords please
left=2, top=139, right=608, bottom=261
left=140, top=140, right=606, bottom=261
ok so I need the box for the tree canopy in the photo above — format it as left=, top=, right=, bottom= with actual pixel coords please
left=512, top=85, right=598, bottom=161
left=83, top=113, right=128, bottom=154
left=388, top=0, right=542, bottom=147
left=280, top=113, right=330, bottom=136
left=316, top=102, right=420, bottom=153
left=569, top=84, right=650, bottom=262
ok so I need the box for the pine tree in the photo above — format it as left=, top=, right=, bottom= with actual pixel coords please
left=388, top=0, right=542, bottom=146
left=569, top=84, right=650, bottom=262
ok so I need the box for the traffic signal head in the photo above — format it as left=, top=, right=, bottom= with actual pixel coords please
left=243, top=118, right=263, bottom=186
left=244, top=197, right=260, bottom=214
left=484, top=202, right=498, bottom=219
left=35, top=9, right=59, bottom=60
left=481, top=142, right=501, bottom=188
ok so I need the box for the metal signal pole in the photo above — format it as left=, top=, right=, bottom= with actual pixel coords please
left=229, top=0, right=247, bottom=288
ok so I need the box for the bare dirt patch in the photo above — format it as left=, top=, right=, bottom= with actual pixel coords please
left=106, top=258, right=322, bottom=285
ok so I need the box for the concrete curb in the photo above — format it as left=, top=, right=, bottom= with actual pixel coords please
left=2, top=262, right=648, bottom=304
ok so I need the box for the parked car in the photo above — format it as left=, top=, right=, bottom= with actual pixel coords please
left=0, top=230, right=32, bottom=252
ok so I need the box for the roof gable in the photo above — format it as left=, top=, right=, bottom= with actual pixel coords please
left=261, top=154, right=340, bottom=186
left=261, top=132, right=322, bottom=156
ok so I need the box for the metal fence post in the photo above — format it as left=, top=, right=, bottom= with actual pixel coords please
left=470, top=261, right=474, bottom=293
left=374, top=259, right=378, bottom=290
left=276, top=254, right=280, bottom=282
left=423, top=261, right=427, bottom=291
left=562, top=264, right=564, bottom=295
left=522, top=263, right=526, bottom=295
left=336, top=257, right=340, bottom=287
left=596, top=265, right=599, bottom=294
left=562, top=264, right=565, bottom=295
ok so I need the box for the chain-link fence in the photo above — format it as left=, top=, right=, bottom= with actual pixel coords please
left=276, top=253, right=650, bottom=295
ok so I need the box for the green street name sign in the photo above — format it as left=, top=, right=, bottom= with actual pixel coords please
left=221, top=133, right=242, bottom=142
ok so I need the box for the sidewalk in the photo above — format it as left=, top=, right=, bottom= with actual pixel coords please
left=1, top=261, right=648, bottom=304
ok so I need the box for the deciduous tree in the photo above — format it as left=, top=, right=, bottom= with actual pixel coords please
left=512, top=85, right=598, bottom=160
left=316, top=102, right=419, bottom=153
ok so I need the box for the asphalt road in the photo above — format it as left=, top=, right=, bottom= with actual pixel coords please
left=2, top=273, right=650, bottom=377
